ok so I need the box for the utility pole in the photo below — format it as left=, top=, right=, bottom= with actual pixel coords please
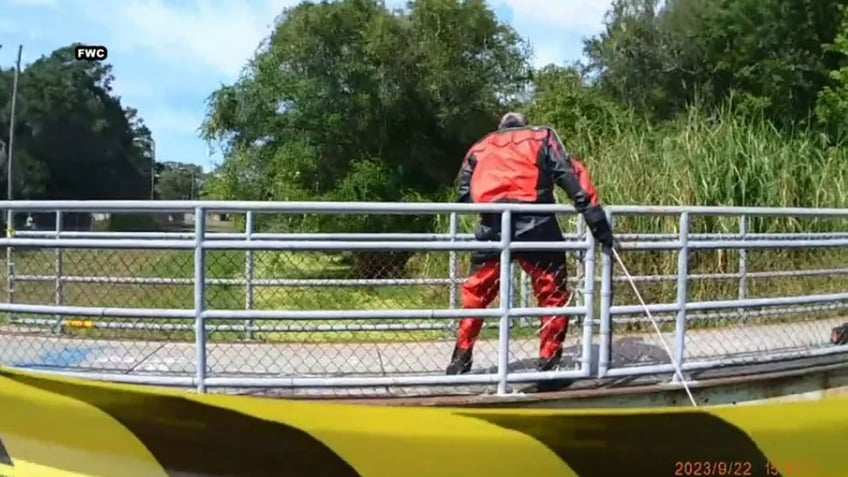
left=6, top=44, right=22, bottom=234
left=5, top=44, right=21, bottom=322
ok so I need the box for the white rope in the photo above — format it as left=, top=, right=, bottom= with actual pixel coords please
left=611, top=247, right=698, bottom=407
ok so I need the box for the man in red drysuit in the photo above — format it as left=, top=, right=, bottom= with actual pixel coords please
left=446, top=112, right=615, bottom=376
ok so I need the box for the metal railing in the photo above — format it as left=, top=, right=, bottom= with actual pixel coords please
left=0, top=200, right=847, bottom=395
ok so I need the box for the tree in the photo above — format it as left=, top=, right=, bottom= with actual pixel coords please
left=583, top=0, right=710, bottom=120
left=527, top=64, right=629, bottom=140
left=584, top=0, right=845, bottom=124
left=202, top=0, right=531, bottom=277
left=816, top=7, right=848, bottom=139
left=156, top=162, right=205, bottom=200
left=0, top=44, right=152, bottom=203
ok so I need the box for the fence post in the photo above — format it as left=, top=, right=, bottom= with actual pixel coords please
left=580, top=226, right=596, bottom=375
left=244, top=211, right=255, bottom=340
left=516, top=261, right=530, bottom=327
left=448, top=212, right=459, bottom=334
left=673, top=212, right=691, bottom=382
left=519, top=269, right=531, bottom=327
left=597, top=212, right=614, bottom=378
left=51, top=211, right=64, bottom=334
left=5, top=208, right=14, bottom=325
left=194, top=207, right=207, bottom=393
left=738, top=215, right=748, bottom=319
left=508, top=261, right=517, bottom=330
left=575, top=214, right=586, bottom=285
left=496, top=209, right=512, bottom=395
left=572, top=215, right=587, bottom=340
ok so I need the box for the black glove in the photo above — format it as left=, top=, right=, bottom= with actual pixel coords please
left=582, top=204, right=615, bottom=249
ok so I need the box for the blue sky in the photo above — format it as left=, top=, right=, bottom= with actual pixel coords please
left=0, top=0, right=611, bottom=172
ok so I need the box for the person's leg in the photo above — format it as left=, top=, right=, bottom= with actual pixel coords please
left=517, top=252, right=571, bottom=371
left=446, top=255, right=501, bottom=375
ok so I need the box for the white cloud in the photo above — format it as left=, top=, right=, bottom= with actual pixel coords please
left=72, top=0, right=412, bottom=82
left=71, top=0, right=295, bottom=80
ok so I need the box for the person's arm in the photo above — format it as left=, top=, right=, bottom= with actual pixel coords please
left=544, top=128, right=615, bottom=248
left=455, top=150, right=478, bottom=203
left=543, top=129, right=593, bottom=212
left=570, top=157, right=600, bottom=207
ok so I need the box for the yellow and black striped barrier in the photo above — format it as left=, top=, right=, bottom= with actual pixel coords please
left=0, top=366, right=844, bottom=476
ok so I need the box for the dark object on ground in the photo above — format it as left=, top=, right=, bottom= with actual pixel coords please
left=520, top=379, right=575, bottom=394
left=831, top=323, right=848, bottom=345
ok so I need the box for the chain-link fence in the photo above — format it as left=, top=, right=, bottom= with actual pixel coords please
left=1, top=202, right=847, bottom=396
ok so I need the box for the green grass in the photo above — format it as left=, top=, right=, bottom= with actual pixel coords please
left=1, top=243, right=847, bottom=343
left=0, top=248, right=463, bottom=343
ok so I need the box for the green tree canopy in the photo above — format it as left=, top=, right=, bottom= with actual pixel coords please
left=202, top=0, right=531, bottom=231
left=0, top=44, right=153, bottom=201
left=816, top=6, right=848, bottom=139
left=156, top=161, right=205, bottom=200
left=585, top=0, right=845, bottom=124
left=527, top=64, right=629, bottom=141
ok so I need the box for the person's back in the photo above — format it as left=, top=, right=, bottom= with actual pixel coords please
left=456, top=113, right=601, bottom=242
left=447, top=112, right=615, bottom=384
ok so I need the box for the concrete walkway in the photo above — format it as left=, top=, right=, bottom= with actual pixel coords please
left=0, top=318, right=841, bottom=392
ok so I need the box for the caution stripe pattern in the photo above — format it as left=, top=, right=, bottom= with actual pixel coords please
left=0, top=367, right=845, bottom=477
left=0, top=435, right=11, bottom=467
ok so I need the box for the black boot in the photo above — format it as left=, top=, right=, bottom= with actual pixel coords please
left=537, top=349, right=563, bottom=372
left=446, top=347, right=473, bottom=375
left=535, top=350, right=572, bottom=392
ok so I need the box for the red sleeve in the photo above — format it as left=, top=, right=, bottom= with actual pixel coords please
left=544, top=131, right=593, bottom=210
left=570, top=158, right=599, bottom=206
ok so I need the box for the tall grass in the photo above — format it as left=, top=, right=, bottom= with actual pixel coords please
left=564, top=108, right=848, bottom=308
left=432, top=106, right=848, bottom=234
left=576, top=106, right=848, bottom=226
left=432, top=108, right=848, bottom=309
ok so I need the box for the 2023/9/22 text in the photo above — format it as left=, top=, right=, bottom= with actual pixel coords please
left=674, top=459, right=822, bottom=476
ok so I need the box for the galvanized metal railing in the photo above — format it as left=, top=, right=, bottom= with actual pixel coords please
left=0, top=200, right=847, bottom=395
left=12, top=214, right=848, bottom=335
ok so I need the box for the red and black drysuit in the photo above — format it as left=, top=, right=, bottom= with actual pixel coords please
left=447, top=125, right=614, bottom=375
